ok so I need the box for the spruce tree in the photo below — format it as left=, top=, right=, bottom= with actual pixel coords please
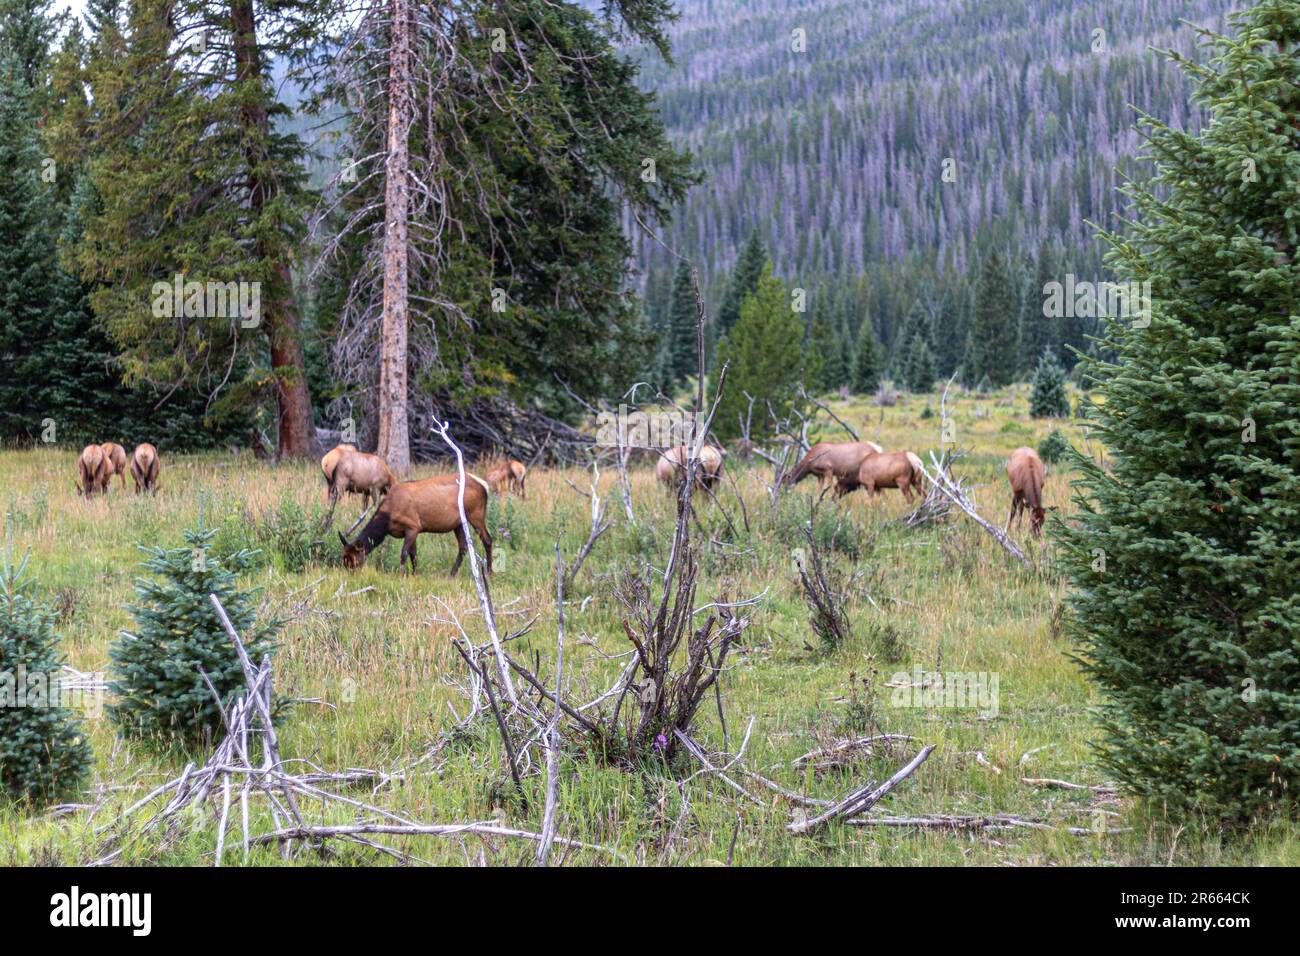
left=716, top=231, right=766, bottom=338
left=1019, top=244, right=1060, bottom=377
left=1028, top=347, right=1070, bottom=418
left=712, top=263, right=804, bottom=441
left=0, top=541, right=93, bottom=804
left=1060, top=0, right=1300, bottom=824
left=0, top=51, right=56, bottom=442
left=852, top=318, right=883, bottom=394
left=901, top=333, right=936, bottom=394
left=803, top=306, right=836, bottom=392
left=78, top=0, right=322, bottom=458
left=970, top=252, right=1018, bottom=387
left=109, top=525, right=280, bottom=748
left=665, top=260, right=699, bottom=387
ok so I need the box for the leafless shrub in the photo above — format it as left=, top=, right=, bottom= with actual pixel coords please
left=794, top=517, right=852, bottom=655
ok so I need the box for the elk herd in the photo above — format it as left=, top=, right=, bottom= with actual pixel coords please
left=69, top=433, right=1051, bottom=578
left=77, top=441, right=160, bottom=496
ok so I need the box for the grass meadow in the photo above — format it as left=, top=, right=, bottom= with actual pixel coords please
left=2, top=385, right=1297, bottom=866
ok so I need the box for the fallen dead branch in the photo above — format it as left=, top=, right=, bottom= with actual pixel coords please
left=913, top=451, right=1031, bottom=568
left=89, top=593, right=615, bottom=866
left=787, top=744, right=937, bottom=834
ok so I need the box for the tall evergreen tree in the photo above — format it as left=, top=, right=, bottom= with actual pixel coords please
left=716, top=231, right=766, bottom=338
left=851, top=317, right=883, bottom=394
left=969, top=252, right=1018, bottom=387
left=78, top=0, right=321, bottom=459
left=805, top=305, right=844, bottom=393
left=901, top=333, right=936, bottom=394
left=0, top=50, right=56, bottom=441
left=1060, top=0, right=1300, bottom=823
left=712, top=263, right=804, bottom=441
left=1019, top=243, right=1060, bottom=377
left=665, top=260, right=699, bottom=387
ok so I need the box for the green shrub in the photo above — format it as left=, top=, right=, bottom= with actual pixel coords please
left=0, top=543, right=92, bottom=804
left=1029, top=347, right=1071, bottom=418
left=109, top=525, right=281, bottom=748
left=770, top=495, right=868, bottom=560
left=214, top=494, right=337, bottom=573
left=1037, top=430, right=1071, bottom=465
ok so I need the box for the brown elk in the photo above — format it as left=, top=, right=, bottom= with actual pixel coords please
left=655, top=444, right=724, bottom=490
left=130, top=443, right=160, bottom=494
left=1006, top=447, right=1047, bottom=537
left=339, top=473, right=493, bottom=576
left=320, top=443, right=358, bottom=499
left=485, top=459, right=527, bottom=499
left=76, top=444, right=110, bottom=496
left=904, top=451, right=928, bottom=498
left=328, top=450, right=395, bottom=509
left=100, top=442, right=128, bottom=491
left=848, top=451, right=924, bottom=502
left=785, top=440, right=883, bottom=496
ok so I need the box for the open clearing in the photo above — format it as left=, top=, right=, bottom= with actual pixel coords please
left=3, top=386, right=1296, bottom=865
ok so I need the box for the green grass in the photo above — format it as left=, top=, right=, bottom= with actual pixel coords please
left=2, top=384, right=1296, bottom=866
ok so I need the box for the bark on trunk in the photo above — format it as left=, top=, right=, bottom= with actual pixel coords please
left=231, top=0, right=321, bottom=461
left=377, top=0, right=413, bottom=475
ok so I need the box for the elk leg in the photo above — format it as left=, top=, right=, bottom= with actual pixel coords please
left=404, top=532, right=418, bottom=573
left=449, top=526, right=468, bottom=576
left=473, top=516, right=493, bottom=577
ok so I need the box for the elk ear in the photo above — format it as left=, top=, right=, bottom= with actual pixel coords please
left=338, top=531, right=349, bottom=548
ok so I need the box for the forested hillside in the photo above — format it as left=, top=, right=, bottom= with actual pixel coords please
left=633, top=0, right=1237, bottom=376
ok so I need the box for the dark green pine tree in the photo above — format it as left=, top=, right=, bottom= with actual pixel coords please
left=803, top=305, right=837, bottom=393
left=712, top=263, right=804, bottom=441
left=79, top=0, right=321, bottom=458
left=800, top=310, right=832, bottom=392
left=1019, top=243, right=1060, bottom=377
left=851, top=317, right=883, bottom=394
left=109, top=525, right=281, bottom=748
left=0, top=0, right=55, bottom=93
left=34, top=176, right=134, bottom=447
left=969, top=251, right=1018, bottom=387
left=901, top=333, right=936, bottom=394
left=1028, top=346, right=1070, bottom=418
left=892, top=295, right=933, bottom=377
left=665, top=260, right=699, bottom=388
left=716, top=230, right=766, bottom=338
left=0, top=51, right=56, bottom=443
left=1059, top=0, right=1300, bottom=824
left=0, top=542, right=93, bottom=804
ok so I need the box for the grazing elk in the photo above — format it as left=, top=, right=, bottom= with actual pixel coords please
left=848, top=451, right=924, bottom=502
left=77, top=444, right=110, bottom=496
left=655, top=444, right=724, bottom=491
left=785, top=440, right=883, bottom=496
left=339, top=473, right=493, bottom=576
left=485, top=459, right=528, bottom=499
left=1006, top=446, right=1047, bottom=537
left=328, top=450, right=395, bottom=510
left=320, top=443, right=358, bottom=499
left=904, top=451, right=928, bottom=498
left=130, top=443, right=160, bottom=494
left=100, top=442, right=128, bottom=491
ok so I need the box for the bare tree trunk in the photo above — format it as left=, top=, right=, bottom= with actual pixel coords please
left=377, top=0, right=413, bottom=475
left=231, top=0, right=321, bottom=461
